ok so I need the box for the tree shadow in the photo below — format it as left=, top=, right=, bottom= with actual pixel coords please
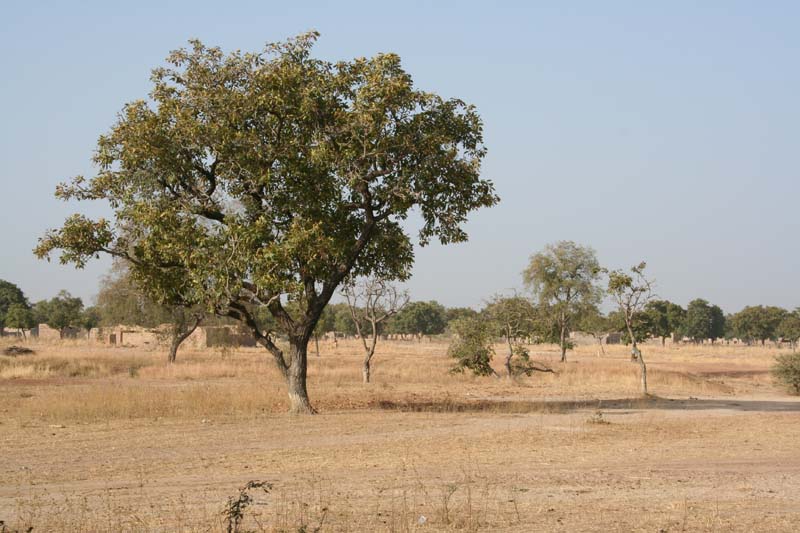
left=373, top=396, right=800, bottom=414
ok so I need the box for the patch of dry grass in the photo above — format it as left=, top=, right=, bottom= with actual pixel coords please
left=0, top=337, right=788, bottom=426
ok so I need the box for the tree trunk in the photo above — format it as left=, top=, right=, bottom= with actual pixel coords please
left=286, top=339, right=314, bottom=414
left=362, top=355, right=372, bottom=384
left=636, top=345, right=648, bottom=395
left=559, top=324, right=567, bottom=362
left=505, top=335, right=514, bottom=378
left=314, top=334, right=320, bottom=357
left=167, top=313, right=201, bottom=364
left=626, top=321, right=648, bottom=395
left=661, top=336, right=666, bottom=347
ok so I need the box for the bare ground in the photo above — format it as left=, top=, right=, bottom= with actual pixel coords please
left=1, top=341, right=799, bottom=531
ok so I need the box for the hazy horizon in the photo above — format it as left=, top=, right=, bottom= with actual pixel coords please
left=2, top=1, right=798, bottom=313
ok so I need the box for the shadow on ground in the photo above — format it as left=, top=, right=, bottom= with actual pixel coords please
left=373, top=396, right=800, bottom=414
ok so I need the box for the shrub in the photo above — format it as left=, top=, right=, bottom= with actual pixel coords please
left=772, top=353, right=800, bottom=394
left=448, top=317, right=496, bottom=376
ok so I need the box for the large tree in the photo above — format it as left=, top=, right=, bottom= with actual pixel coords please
left=523, top=241, right=603, bottom=362
left=578, top=306, right=612, bottom=356
left=34, top=33, right=497, bottom=413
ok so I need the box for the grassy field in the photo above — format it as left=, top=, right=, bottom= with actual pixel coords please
left=1, top=338, right=799, bottom=531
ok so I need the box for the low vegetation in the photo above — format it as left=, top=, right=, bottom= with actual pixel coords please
left=772, top=352, right=800, bottom=394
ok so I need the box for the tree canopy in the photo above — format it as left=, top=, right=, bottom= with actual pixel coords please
left=34, top=33, right=497, bottom=413
left=645, top=300, right=685, bottom=345
left=0, top=279, right=29, bottom=329
left=730, top=305, right=788, bottom=345
left=389, top=300, right=448, bottom=338
left=34, top=291, right=84, bottom=336
left=682, top=299, right=725, bottom=342
left=523, top=241, right=603, bottom=361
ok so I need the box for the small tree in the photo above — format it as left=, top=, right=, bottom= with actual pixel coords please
left=79, top=306, right=102, bottom=336
left=523, top=241, right=603, bottom=362
left=97, top=262, right=203, bottom=363
left=4, top=304, right=35, bottom=339
left=445, top=307, right=479, bottom=329
left=777, top=310, right=800, bottom=351
left=34, top=291, right=84, bottom=338
left=645, top=300, right=685, bottom=346
left=578, top=307, right=611, bottom=356
left=0, top=279, right=29, bottom=332
left=341, top=277, right=408, bottom=383
left=772, top=353, right=800, bottom=394
left=482, top=294, right=536, bottom=377
left=607, top=262, right=653, bottom=396
left=311, top=305, right=336, bottom=356
left=390, top=301, right=448, bottom=341
left=448, top=316, right=497, bottom=377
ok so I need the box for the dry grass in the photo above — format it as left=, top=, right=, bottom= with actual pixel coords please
left=1, top=337, right=799, bottom=531
left=0, top=338, right=785, bottom=424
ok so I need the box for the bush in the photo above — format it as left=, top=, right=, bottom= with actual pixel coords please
left=508, top=344, right=535, bottom=377
left=448, top=317, right=496, bottom=376
left=772, top=353, right=800, bottom=394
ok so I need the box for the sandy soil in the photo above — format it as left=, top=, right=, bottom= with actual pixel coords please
left=2, top=342, right=799, bottom=531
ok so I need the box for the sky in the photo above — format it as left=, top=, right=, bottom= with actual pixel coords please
left=1, top=1, right=798, bottom=313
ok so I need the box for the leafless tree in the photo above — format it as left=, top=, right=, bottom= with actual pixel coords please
left=342, top=277, right=409, bottom=383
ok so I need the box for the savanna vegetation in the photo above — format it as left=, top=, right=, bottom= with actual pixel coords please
left=2, top=32, right=799, bottom=532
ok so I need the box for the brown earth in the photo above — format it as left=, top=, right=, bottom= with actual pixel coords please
left=1, top=340, right=799, bottom=531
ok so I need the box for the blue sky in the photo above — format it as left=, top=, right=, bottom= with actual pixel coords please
left=1, top=1, right=798, bottom=312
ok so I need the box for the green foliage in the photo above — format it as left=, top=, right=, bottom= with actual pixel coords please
left=389, top=301, right=447, bottom=337
left=507, top=343, right=537, bottom=377
left=645, top=300, right=685, bottom=343
left=445, top=307, right=479, bottom=327
left=4, top=303, right=35, bottom=331
left=95, top=263, right=175, bottom=327
left=448, top=317, right=495, bottom=376
left=331, top=302, right=359, bottom=336
left=730, top=305, right=788, bottom=345
left=34, top=32, right=497, bottom=344
left=482, top=295, right=536, bottom=340
left=608, top=309, right=650, bottom=344
left=777, top=310, right=800, bottom=349
left=523, top=241, right=603, bottom=357
left=606, top=262, right=652, bottom=345
left=682, top=299, right=726, bottom=342
left=0, top=279, right=28, bottom=329
left=80, top=306, right=102, bottom=332
left=35, top=33, right=496, bottom=412
left=33, top=290, right=84, bottom=334
left=772, top=352, right=800, bottom=394
left=578, top=307, right=611, bottom=337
